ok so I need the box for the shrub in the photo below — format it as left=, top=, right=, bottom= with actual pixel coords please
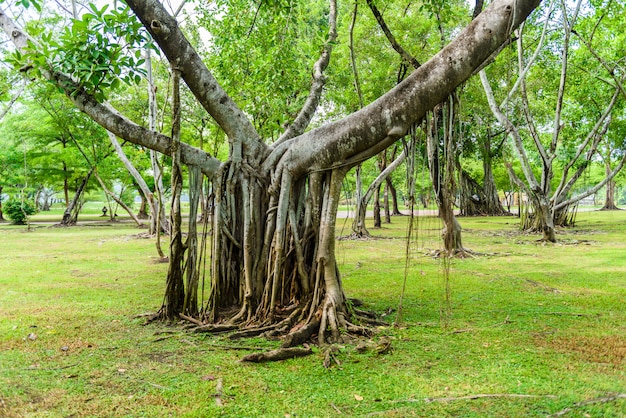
left=4, top=198, right=36, bottom=225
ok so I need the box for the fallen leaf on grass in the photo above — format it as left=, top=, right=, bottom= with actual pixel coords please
left=354, top=394, right=363, bottom=401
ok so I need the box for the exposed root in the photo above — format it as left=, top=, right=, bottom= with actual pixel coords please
left=281, top=316, right=321, bottom=348
left=179, top=313, right=204, bottom=326
left=227, top=324, right=278, bottom=340
left=240, top=346, right=313, bottom=363
left=427, top=248, right=478, bottom=259
left=323, top=345, right=342, bottom=369
left=193, top=324, right=239, bottom=333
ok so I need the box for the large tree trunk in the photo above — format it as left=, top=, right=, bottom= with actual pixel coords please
left=458, top=123, right=508, bottom=216
left=458, top=169, right=508, bottom=216
left=537, top=198, right=556, bottom=242
left=519, top=192, right=557, bottom=242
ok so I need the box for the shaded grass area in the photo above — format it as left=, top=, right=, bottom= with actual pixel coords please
left=1, top=211, right=625, bottom=417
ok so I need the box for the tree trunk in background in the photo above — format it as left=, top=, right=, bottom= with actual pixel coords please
left=352, top=149, right=407, bottom=236
left=95, top=173, right=144, bottom=227
left=0, top=186, right=4, bottom=221
left=458, top=128, right=508, bottom=216
left=386, top=177, right=402, bottom=215
left=482, top=158, right=508, bottom=214
left=602, top=163, right=619, bottom=210
left=137, top=191, right=149, bottom=219
left=60, top=169, right=93, bottom=226
left=373, top=187, right=381, bottom=228
left=63, top=162, right=70, bottom=208
left=383, top=182, right=391, bottom=223
left=352, top=164, right=369, bottom=237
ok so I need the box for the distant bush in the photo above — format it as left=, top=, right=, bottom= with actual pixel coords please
left=4, top=199, right=36, bottom=225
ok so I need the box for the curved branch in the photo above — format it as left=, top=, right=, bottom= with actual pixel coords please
left=273, top=0, right=338, bottom=145
left=124, top=0, right=265, bottom=158
left=267, top=0, right=541, bottom=178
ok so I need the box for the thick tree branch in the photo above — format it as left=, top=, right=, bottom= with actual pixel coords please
left=267, top=0, right=542, bottom=178
left=124, top=0, right=265, bottom=159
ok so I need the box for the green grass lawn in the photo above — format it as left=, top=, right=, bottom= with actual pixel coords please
left=0, top=211, right=624, bottom=417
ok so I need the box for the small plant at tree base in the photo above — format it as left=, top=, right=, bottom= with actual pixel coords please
left=4, top=199, right=36, bottom=225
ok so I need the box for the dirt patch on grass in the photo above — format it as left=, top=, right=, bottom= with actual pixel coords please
left=538, top=334, right=626, bottom=367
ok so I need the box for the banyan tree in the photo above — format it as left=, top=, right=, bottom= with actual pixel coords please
left=0, top=0, right=540, bottom=346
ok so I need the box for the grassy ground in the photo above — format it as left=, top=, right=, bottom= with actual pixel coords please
left=0, top=210, right=624, bottom=417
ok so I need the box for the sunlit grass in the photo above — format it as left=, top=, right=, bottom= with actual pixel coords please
left=0, top=210, right=624, bottom=417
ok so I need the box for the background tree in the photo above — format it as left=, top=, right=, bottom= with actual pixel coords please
left=480, top=0, right=625, bottom=242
